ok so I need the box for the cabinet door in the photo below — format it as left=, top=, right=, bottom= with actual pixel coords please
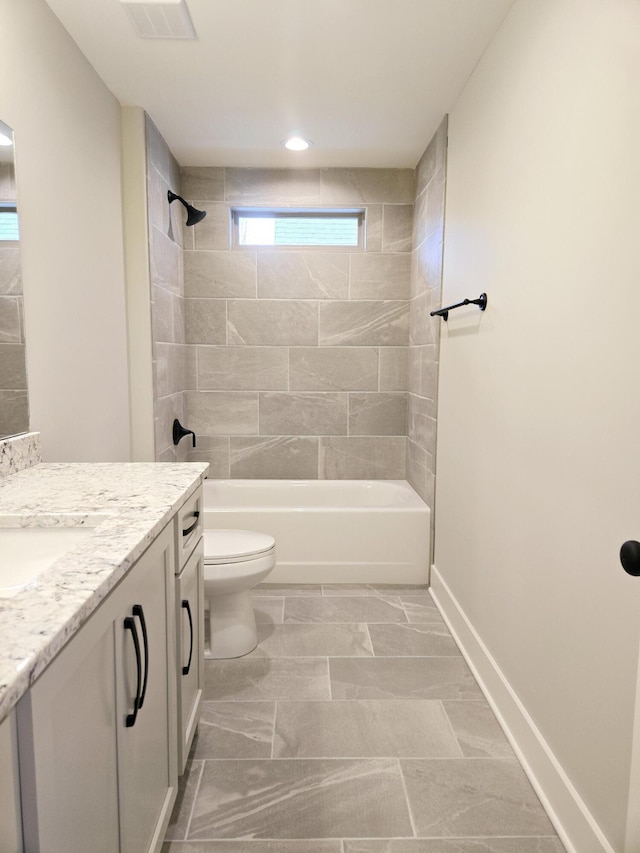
left=17, top=603, right=120, bottom=853
left=0, top=710, right=23, bottom=853
left=115, top=524, right=177, bottom=853
left=176, top=538, right=204, bottom=772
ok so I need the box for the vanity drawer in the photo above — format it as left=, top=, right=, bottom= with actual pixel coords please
left=175, top=486, right=203, bottom=571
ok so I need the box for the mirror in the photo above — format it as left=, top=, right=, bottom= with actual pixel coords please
left=0, top=119, right=29, bottom=438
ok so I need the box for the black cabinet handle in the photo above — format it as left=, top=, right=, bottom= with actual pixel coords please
left=620, top=541, right=640, bottom=576
left=132, top=605, right=149, bottom=709
left=124, top=616, right=142, bottom=728
left=182, top=511, right=200, bottom=537
left=181, top=599, right=194, bottom=676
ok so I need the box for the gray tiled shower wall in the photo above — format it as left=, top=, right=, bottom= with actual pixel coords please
left=147, top=114, right=447, bottom=497
left=0, top=163, right=28, bottom=439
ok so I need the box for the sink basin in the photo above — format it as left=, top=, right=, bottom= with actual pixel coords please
left=0, top=521, right=101, bottom=598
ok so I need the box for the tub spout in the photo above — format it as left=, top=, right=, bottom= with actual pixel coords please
left=173, top=419, right=196, bottom=447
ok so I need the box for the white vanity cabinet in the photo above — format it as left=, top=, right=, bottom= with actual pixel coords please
left=17, top=522, right=177, bottom=853
left=174, top=486, right=204, bottom=772
left=0, top=710, right=23, bottom=853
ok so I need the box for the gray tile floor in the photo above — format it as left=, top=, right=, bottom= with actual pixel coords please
left=163, top=585, right=566, bottom=853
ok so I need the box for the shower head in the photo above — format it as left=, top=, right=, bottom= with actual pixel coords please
left=167, top=190, right=207, bottom=226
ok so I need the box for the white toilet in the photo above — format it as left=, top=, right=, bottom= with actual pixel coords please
left=203, top=529, right=276, bottom=659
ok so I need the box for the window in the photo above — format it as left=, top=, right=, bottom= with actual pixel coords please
left=233, top=209, right=364, bottom=249
left=0, top=204, right=19, bottom=241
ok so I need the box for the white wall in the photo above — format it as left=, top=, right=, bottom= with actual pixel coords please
left=433, top=1, right=640, bottom=851
left=0, top=0, right=131, bottom=461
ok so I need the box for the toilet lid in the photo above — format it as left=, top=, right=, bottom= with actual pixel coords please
left=204, top=529, right=275, bottom=564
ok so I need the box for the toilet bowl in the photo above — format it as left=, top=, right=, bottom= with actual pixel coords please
left=203, top=529, right=276, bottom=659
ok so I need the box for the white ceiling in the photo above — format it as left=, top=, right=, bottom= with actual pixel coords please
left=44, top=0, right=514, bottom=168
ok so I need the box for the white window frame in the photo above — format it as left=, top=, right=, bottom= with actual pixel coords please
left=231, top=207, right=365, bottom=251
left=0, top=202, right=19, bottom=244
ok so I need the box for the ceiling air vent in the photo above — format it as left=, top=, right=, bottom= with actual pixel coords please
left=120, top=0, right=196, bottom=39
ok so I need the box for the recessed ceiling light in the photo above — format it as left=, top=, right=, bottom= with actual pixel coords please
left=0, top=134, right=12, bottom=147
left=282, top=136, right=312, bottom=152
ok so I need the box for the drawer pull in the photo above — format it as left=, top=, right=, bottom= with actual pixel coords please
left=132, top=605, right=149, bottom=709
left=181, top=599, right=194, bottom=676
left=124, top=616, right=142, bottom=728
left=182, top=512, right=200, bottom=537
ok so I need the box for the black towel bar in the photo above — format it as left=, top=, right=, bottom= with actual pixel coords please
left=430, top=292, right=488, bottom=321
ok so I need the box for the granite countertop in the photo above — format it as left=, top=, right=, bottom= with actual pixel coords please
left=0, top=461, right=209, bottom=723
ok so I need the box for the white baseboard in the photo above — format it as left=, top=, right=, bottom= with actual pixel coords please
left=430, top=564, right=615, bottom=853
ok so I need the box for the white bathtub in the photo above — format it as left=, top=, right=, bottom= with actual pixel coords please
left=203, top=479, right=430, bottom=584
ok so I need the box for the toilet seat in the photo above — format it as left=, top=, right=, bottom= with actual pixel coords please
left=204, top=529, right=275, bottom=565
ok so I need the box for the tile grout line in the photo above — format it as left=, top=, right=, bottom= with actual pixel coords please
left=271, top=700, right=277, bottom=760
left=396, top=757, right=419, bottom=839
left=183, top=758, right=205, bottom=841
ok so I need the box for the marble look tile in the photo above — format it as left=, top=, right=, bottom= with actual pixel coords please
left=253, top=583, right=322, bottom=596
left=382, top=205, right=414, bottom=253
left=348, top=393, right=407, bottom=436
left=228, top=300, right=318, bottom=346
left=368, top=623, right=461, bottom=657
left=319, top=436, right=406, bottom=479
left=165, top=759, right=204, bottom=841
left=0, top=343, right=27, bottom=388
left=181, top=167, right=225, bottom=201
left=192, top=702, right=275, bottom=759
left=284, top=596, right=407, bottom=624
left=426, top=171, right=446, bottom=240
left=187, top=436, right=230, bottom=478
left=415, top=116, right=447, bottom=201
left=405, top=441, right=431, bottom=506
left=251, top=623, right=373, bottom=658
left=319, top=301, right=409, bottom=347
left=273, top=700, right=462, bottom=758
left=225, top=169, right=322, bottom=204
left=401, top=596, right=444, bottom=624
left=185, top=299, right=227, bottom=345
left=194, top=203, right=232, bottom=251
left=186, top=391, right=258, bottom=435
left=258, top=253, right=349, bottom=299
left=204, top=658, right=330, bottom=701
left=364, top=205, right=383, bottom=252
left=229, top=437, right=318, bottom=479
left=379, top=347, right=408, bottom=391
left=401, top=759, right=556, bottom=838
left=0, top=390, right=29, bottom=440
left=151, top=284, right=176, bottom=343
left=185, top=251, right=256, bottom=299
left=151, top=226, right=182, bottom=294
left=320, top=169, right=415, bottom=204
left=344, top=840, right=565, bottom=853
left=290, top=346, right=379, bottom=391
left=259, top=392, right=347, bottom=436
left=321, top=584, right=429, bottom=596
left=330, top=657, right=483, bottom=700
left=409, top=292, right=438, bottom=347
left=252, top=597, right=285, bottom=625
left=164, top=842, right=341, bottom=853
left=408, top=394, right=436, bottom=453
left=197, top=347, right=288, bottom=391
left=189, top=758, right=412, bottom=839
left=442, top=701, right=515, bottom=758
left=349, top=254, right=411, bottom=300
left=0, top=247, right=22, bottom=294
left=146, top=115, right=180, bottom=188
left=155, top=342, right=188, bottom=398
left=412, top=230, right=444, bottom=298
left=0, top=296, right=22, bottom=343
